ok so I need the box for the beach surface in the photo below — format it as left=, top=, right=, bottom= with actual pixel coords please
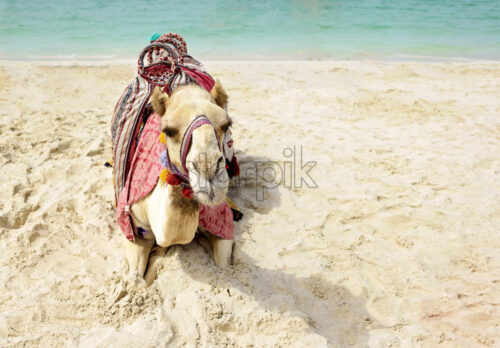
left=0, top=60, right=499, bottom=347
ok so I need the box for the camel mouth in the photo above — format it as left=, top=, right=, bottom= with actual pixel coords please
left=192, top=183, right=228, bottom=205
left=193, top=189, right=227, bottom=206
left=186, top=153, right=229, bottom=205
left=189, top=170, right=229, bottom=206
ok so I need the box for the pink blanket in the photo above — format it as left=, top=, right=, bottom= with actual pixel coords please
left=116, top=113, right=234, bottom=241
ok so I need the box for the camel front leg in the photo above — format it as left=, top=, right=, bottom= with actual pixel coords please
left=144, top=246, right=166, bottom=286
left=198, top=226, right=234, bottom=266
left=212, top=238, right=234, bottom=266
left=124, top=237, right=155, bottom=278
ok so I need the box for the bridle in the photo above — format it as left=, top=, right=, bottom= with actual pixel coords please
left=161, top=114, right=221, bottom=186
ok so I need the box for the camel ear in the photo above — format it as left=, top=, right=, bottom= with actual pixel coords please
left=210, top=79, right=228, bottom=109
left=151, top=86, right=169, bottom=116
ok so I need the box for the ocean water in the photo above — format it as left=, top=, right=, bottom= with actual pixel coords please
left=0, top=0, right=499, bottom=61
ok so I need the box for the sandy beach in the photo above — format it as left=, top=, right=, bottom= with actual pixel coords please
left=0, top=60, right=499, bottom=347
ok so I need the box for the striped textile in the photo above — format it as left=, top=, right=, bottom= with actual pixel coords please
left=115, top=112, right=234, bottom=241
left=111, top=33, right=215, bottom=204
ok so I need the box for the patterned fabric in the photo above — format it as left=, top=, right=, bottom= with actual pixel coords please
left=111, top=76, right=152, bottom=204
left=199, top=203, right=234, bottom=240
left=112, top=33, right=236, bottom=242
left=111, top=33, right=216, bottom=205
left=222, top=129, right=234, bottom=160
left=116, top=113, right=234, bottom=241
left=117, top=113, right=165, bottom=240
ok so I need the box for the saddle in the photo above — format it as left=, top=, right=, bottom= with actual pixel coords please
left=111, top=33, right=240, bottom=241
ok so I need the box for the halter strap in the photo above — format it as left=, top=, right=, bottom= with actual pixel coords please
left=163, top=114, right=220, bottom=184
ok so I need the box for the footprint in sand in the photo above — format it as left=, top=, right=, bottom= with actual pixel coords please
left=0, top=203, right=40, bottom=229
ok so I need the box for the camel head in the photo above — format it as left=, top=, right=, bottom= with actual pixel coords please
left=151, top=81, right=231, bottom=206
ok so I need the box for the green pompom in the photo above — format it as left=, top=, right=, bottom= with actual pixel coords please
left=149, top=33, right=162, bottom=42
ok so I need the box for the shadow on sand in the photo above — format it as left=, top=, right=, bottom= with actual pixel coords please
left=173, top=151, right=379, bottom=345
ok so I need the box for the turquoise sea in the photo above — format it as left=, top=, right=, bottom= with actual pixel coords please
left=1, top=0, right=499, bottom=61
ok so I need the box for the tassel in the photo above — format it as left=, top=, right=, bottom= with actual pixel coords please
left=166, top=173, right=182, bottom=186
left=158, top=132, right=167, bottom=144
left=232, top=156, right=240, bottom=177
left=231, top=208, right=243, bottom=221
left=159, top=168, right=170, bottom=183
left=224, top=197, right=243, bottom=221
left=104, top=158, right=114, bottom=168
left=227, top=155, right=240, bottom=178
left=182, top=186, right=193, bottom=199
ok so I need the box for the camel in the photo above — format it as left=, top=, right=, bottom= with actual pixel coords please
left=125, top=81, right=234, bottom=284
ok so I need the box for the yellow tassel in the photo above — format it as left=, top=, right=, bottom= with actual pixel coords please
left=225, top=197, right=240, bottom=212
left=159, top=168, right=170, bottom=183
left=158, top=132, right=167, bottom=144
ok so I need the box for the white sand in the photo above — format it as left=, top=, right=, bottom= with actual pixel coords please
left=0, top=60, right=499, bottom=347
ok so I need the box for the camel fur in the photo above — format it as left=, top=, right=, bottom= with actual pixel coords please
left=124, top=83, right=234, bottom=284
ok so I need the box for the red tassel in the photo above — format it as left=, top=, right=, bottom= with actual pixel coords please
left=166, top=173, right=182, bottom=186
left=182, top=187, right=193, bottom=199
left=229, top=155, right=240, bottom=177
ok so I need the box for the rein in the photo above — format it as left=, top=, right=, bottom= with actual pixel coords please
left=160, top=114, right=221, bottom=196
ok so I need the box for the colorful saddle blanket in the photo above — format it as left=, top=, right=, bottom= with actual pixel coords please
left=111, top=33, right=235, bottom=241
left=116, top=113, right=234, bottom=241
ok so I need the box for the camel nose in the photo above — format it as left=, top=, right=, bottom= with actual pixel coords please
left=191, top=153, right=225, bottom=180
left=189, top=153, right=227, bottom=195
left=208, top=155, right=226, bottom=182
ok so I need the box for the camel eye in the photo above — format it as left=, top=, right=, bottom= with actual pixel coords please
left=220, top=117, right=232, bottom=133
left=164, top=126, right=179, bottom=138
